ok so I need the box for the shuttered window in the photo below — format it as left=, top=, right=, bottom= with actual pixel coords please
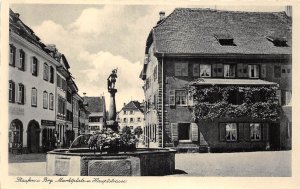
left=248, top=65, right=259, bottom=78
left=191, top=123, right=199, bottom=141
left=193, top=64, right=200, bottom=77
left=225, top=123, right=237, bottom=141
left=250, top=123, right=261, bottom=141
left=200, top=64, right=211, bottom=77
left=171, top=123, right=178, bottom=142
left=31, top=57, right=39, bottom=76
left=9, top=44, right=16, bottom=67
left=169, top=90, right=175, bottom=106
left=9, top=80, right=15, bottom=103
left=237, top=64, right=248, bottom=78
left=261, top=64, right=266, bottom=78
left=31, top=88, right=37, bottom=107
left=19, top=49, right=26, bottom=71
left=43, top=91, right=48, bottom=109
left=17, top=84, right=25, bottom=104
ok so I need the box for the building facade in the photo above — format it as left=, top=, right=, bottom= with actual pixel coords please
left=141, top=9, right=292, bottom=151
left=9, top=10, right=60, bottom=153
left=117, top=101, right=145, bottom=135
left=83, top=96, right=106, bottom=133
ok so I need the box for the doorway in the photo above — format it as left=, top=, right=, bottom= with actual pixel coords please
left=27, top=120, right=40, bottom=153
left=269, top=123, right=281, bottom=150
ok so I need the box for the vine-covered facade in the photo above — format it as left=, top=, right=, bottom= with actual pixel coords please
left=141, top=8, right=292, bottom=151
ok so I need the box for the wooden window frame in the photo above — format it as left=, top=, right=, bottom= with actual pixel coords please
left=31, top=87, right=37, bottom=107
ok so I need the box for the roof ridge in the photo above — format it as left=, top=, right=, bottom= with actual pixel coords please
left=174, top=7, right=287, bottom=14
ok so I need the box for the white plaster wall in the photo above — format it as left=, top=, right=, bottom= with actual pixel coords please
left=9, top=35, right=57, bottom=147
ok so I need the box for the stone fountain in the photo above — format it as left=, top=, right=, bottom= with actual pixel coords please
left=46, top=69, right=176, bottom=176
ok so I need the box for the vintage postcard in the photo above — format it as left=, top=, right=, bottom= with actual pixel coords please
left=1, top=0, right=299, bottom=189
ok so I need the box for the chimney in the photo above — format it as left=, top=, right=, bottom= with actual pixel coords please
left=159, top=11, right=165, bottom=21
left=124, top=103, right=126, bottom=107
left=285, top=6, right=292, bottom=17
left=83, top=92, right=86, bottom=96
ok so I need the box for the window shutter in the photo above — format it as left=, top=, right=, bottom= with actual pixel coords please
left=261, top=64, right=266, bottom=78
left=23, top=85, right=26, bottom=104
left=191, top=123, right=198, bottom=141
left=274, top=65, right=281, bottom=78
left=244, top=123, right=250, bottom=141
left=193, top=64, right=199, bottom=77
left=217, top=64, right=223, bottom=77
left=12, top=82, right=15, bottom=103
left=16, top=84, right=19, bottom=103
left=238, top=123, right=244, bottom=141
left=169, top=90, right=175, bottom=106
left=30, top=57, right=33, bottom=74
left=262, top=123, right=269, bottom=141
left=219, top=123, right=226, bottom=142
left=237, top=64, right=244, bottom=78
left=171, top=123, right=178, bottom=142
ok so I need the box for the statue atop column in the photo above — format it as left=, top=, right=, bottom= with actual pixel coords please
left=107, top=68, right=118, bottom=90
left=106, top=68, right=118, bottom=131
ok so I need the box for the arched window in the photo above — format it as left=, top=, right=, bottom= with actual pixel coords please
left=49, top=93, right=54, bottom=110
left=9, top=120, right=23, bottom=148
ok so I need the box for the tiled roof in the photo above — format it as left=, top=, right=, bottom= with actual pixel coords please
left=152, top=8, right=292, bottom=55
left=83, top=96, right=104, bottom=113
left=190, top=78, right=278, bottom=86
left=122, top=101, right=144, bottom=113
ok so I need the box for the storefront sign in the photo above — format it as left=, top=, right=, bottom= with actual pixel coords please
left=41, top=120, right=56, bottom=126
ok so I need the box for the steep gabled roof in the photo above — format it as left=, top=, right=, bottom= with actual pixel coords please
left=151, top=8, right=292, bottom=55
left=83, top=96, right=105, bottom=113
left=122, top=101, right=144, bottom=113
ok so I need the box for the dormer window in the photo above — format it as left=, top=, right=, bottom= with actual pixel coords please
left=266, top=36, right=288, bottom=47
left=214, top=34, right=236, bottom=46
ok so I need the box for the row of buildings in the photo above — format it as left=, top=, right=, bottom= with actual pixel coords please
left=8, top=9, right=107, bottom=153
left=141, top=8, right=292, bottom=151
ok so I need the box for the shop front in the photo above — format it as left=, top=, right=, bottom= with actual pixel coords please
left=41, top=120, right=56, bottom=152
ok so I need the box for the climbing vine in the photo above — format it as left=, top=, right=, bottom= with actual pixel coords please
left=188, top=83, right=280, bottom=121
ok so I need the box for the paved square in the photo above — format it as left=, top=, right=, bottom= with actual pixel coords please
left=9, top=151, right=291, bottom=176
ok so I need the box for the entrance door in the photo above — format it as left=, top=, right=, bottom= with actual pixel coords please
left=178, top=123, right=190, bottom=140
left=27, top=121, right=40, bottom=153
left=269, top=123, right=280, bottom=150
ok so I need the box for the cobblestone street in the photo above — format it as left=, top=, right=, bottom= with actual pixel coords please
left=9, top=150, right=291, bottom=176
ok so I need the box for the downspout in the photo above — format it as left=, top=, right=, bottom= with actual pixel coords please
left=161, top=53, right=164, bottom=148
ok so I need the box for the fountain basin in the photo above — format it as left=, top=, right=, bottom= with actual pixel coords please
left=47, top=148, right=176, bottom=176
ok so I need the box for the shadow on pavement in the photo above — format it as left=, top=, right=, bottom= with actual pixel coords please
left=172, top=169, right=188, bottom=175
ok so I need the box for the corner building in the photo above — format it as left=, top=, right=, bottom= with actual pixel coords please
left=141, top=8, right=292, bottom=151
left=9, top=10, right=60, bottom=153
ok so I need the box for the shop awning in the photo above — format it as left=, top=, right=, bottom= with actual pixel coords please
left=190, top=78, right=278, bottom=86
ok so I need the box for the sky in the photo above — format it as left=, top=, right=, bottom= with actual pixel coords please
left=10, top=4, right=286, bottom=111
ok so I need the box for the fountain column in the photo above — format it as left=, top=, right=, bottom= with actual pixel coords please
left=106, top=69, right=119, bottom=132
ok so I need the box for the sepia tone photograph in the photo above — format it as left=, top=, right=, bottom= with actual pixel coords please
left=1, top=1, right=299, bottom=188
